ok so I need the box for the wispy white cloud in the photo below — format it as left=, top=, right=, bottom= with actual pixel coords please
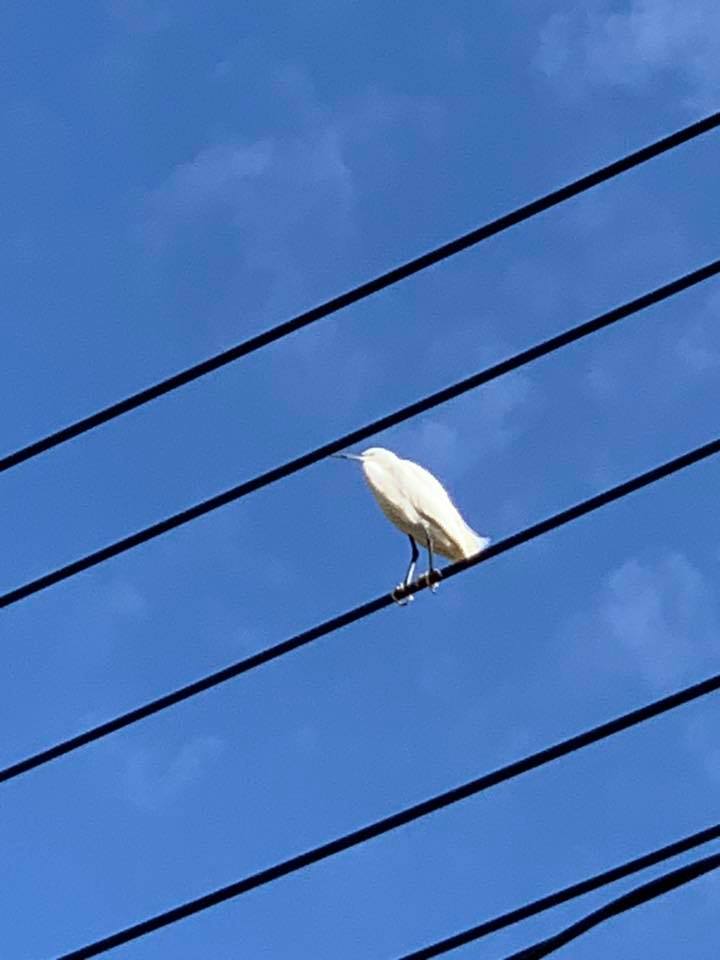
left=144, top=129, right=352, bottom=257
left=125, top=735, right=224, bottom=811
left=602, top=553, right=716, bottom=688
left=581, top=285, right=720, bottom=408
left=140, top=66, right=357, bottom=336
left=684, top=713, right=720, bottom=785
left=536, top=0, right=720, bottom=109
left=105, top=579, right=150, bottom=620
left=396, top=371, right=534, bottom=479
left=143, top=62, right=446, bottom=281
left=55, top=577, right=151, bottom=671
left=342, top=86, right=446, bottom=144
left=675, top=288, right=720, bottom=375
left=557, top=550, right=720, bottom=797
left=140, top=62, right=451, bottom=414
left=568, top=551, right=717, bottom=691
left=393, top=322, right=538, bottom=480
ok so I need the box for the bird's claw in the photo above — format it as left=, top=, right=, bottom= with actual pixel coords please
left=423, top=569, right=443, bottom=593
left=394, top=569, right=442, bottom=603
left=392, top=584, right=414, bottom=606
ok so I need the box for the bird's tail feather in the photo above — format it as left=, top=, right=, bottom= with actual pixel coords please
left=454, top=527, right=490, bottom=560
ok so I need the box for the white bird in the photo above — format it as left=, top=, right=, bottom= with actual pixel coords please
left=335, top=447, right=490, bottom=600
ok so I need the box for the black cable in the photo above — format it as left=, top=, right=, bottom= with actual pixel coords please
left=2, top=435, right=718, bottom=786
left=2, top=112, right=718, bottom=477
left=503, top=850, right=720, bottom=960
left=2, top=258, right=718, bottom=611
left=394, top=824, right=720, bottom=959
left=55, top=678, right=720, bottom=959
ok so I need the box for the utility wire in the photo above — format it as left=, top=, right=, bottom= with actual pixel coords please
left=56, top=675, right=720, bottom=959
left=2, top=435, right=719, bottom=786
left=2, top=258, right=718, bottom=612
left=503, top=850, right=720, bottom=960
left=1, top=112, right=718, bottom=478
left=394, top=823, right=720, bottom=959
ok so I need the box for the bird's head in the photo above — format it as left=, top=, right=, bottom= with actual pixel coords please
left=333, top=447, right=397, bottom=465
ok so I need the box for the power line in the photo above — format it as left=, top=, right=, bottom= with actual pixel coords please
left=2, top=435, right=718, bottom=786
left=395, top=823, right=720, bottom=959
left=503, top=850, right=720, bottom=960
left=2, top=112, right=718, bottom=478
left=55, top=675, right=720, bottom=959
left=2, top=258, right=718, bottom=612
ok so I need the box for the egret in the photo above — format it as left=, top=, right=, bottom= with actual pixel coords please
left=335, top=447, right=490, bottom=601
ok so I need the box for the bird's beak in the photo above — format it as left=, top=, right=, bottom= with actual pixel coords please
left=333, top=453, right=364, bottom=461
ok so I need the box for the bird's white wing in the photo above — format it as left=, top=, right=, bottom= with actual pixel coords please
left=399, top=457, right=486, bottom=560
left=399, top=459, right=458, bottom=518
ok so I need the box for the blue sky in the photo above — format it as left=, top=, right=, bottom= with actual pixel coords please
left=1, top=2, right=719, bottom=957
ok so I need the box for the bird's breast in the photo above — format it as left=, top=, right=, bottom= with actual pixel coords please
left=362, top=464, right=424, bottom=539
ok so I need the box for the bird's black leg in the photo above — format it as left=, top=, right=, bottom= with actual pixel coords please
left=424, top=530, right=442, bottom=592
left=404, top=535, right=419, bottom=587
left=393, top=536, right=419, bottom=605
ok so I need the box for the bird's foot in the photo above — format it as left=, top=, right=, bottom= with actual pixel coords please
left=422, top=569, right=443, bottom=593
left=392, top=583, right=414, bottom=606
